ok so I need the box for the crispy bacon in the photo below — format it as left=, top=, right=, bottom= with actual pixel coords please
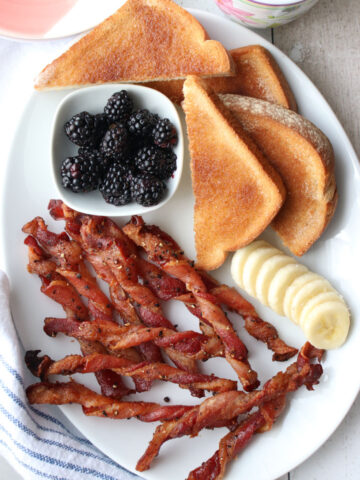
left=26, top=351, right=237, bottom=394
left=24, top=235, right=133, bottom=398
left=44, top=317, right=208, bottom=356
left=23, top=217, right=82, bottom=269
left=26, top=381, right=192, bottom=422
left=187, top=395, right=287, bottom=480
left=117, top=235, right=297, bottom=362
left=53, top=205, right=206, bottom=397
left=123, top=217, right=259, bottom=391
left=80, top=217, right=202, bottom=369
left=136, top=343, right=323, bottom=471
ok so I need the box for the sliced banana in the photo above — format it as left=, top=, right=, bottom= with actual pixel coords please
left=242, top=246, right=279, bottom=296
left=230, top=240, right=350, bottom=349
left=290, top=277, right=334, bottom=325
left=231, top=240, right=268, bottom=288
left=268, top=263, right=308, bottom=315
left=255, top=254, right=296, bottom=306
left=298, top=291, right=343, bottom=328
left=283, top=272, right=318, bottom=320
left=302, top=300, right=350, bottom=349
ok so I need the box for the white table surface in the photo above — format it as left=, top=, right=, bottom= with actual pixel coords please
left=0, top=1, right=359, bottom=479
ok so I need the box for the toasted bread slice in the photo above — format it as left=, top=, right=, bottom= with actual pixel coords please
left=183, top=76, right=286, bottom=271
left=35, top=0, right=234, bottom=90
left=221, top=94, right=337, bottom=256
left=145, top=45, right=297, bottom=110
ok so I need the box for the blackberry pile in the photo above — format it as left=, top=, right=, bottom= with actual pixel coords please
left=61, top=90, right=178, bottom=207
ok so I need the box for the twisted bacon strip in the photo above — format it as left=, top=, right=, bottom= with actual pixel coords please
left=23, top=235, right=134, bottom=398
left=26, top=381, right=193, bottom=422
left=26, top=350, right=236, bottom=394
left=44, top=317, right=209, bottom=358
left=187, top=395, right=287, bottom=480
left=123, top=217, right=259, bottom=391
left=136, top=343, right=323, bottom=471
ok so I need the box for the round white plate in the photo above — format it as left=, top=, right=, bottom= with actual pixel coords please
left=0, top=0, right=124, bottom=41
left=1, top=9, right=360, bottom=480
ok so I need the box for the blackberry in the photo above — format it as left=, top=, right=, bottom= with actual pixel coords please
left=78, top=147, right=108, bottom=179
left=100, top=161, right=132, bottom=206
left=134, top=145, right=177, bottom=179
left=104, top=90, right=133, bottom=123
left=100, top=123, right=129, bottom=157
left=128, top=109, right=156, bottom=137
left=152, top=118, right=177, bottom=148
left=61, top=150, right=100, bottom=193
left=64, top=111, right=105, bottom=148
left=131, top=173, right=166, bottom=206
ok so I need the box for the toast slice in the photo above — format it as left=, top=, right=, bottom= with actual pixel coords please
left=145, top=45, right=297, bottom=110
left=221, top=94, right=337, bottom=256
left=183, top=76, right=286, bottom=271
left=35, top=0, right=234, bottom=90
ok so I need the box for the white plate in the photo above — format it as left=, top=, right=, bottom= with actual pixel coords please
left=0, top=0, right=124, bottom=41
left=1, top=9, right=360, bottom=480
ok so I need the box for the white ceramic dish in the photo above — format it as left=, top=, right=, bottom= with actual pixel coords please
left=0, top=0, right=125, bottom=41
left=1, top=9, right=360, bottom=480
left=52, top=84, right=184, bottom=217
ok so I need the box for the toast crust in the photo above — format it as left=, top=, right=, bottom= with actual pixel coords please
left=35, top=0, right=234, bottom=90
left=221, top=94, right=337, bottom=256
left=145, top=45, right=297, bottom=109
left=183, top=76, right=285, bottom=271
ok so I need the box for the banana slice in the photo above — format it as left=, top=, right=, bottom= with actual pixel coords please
left=268, top=263, right=308, bottom=315
left=242, top=246, right=279, bottom=296
left=299, top=291, right=343, bottom=328
left=283, top=272, right=318, bottom=320
left=255, top=254, right=296, bottom=306
left=302, top=300, right=350, bottom=349
left=231, top=240, right=268, bottom=288
left=290, top=277, right=334, bottom=325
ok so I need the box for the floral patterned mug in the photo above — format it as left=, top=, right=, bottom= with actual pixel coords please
left=215, top=0, right=319, bottom=28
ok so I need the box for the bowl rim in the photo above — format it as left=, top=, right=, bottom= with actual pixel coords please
left=50, top=83, right=184, bottom=217
left=218, top=0, right=315, bottom=7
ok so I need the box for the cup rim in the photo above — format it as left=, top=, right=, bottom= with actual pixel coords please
left=232, top=0, right=312, bottom=6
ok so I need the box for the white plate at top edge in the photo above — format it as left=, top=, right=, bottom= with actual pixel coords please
left=0, top=0, right=125, bottom=41
left=1, top=8, right=360, bottom=480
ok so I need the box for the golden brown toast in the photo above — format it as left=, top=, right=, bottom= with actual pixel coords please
left=145, top=45, right=297, bottom=110
left=221, top=94, right=337, bottom=256
left=183, top=76, right=286, bottom=271
left=35, top=0, right=234, bottom=90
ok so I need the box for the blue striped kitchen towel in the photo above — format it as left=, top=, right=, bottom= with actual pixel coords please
left=0, top=271, right=141, bottom=480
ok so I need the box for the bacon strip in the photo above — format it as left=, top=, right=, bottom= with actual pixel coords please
left=187, top=395, right=287, bottom=480
left=198, top=272, right=297, bottom=361
left=26, top=381, right=193, bottom=422
left=44, top=317, right=209, bottom=357
left=26, top=351, right=237, bottom=394
left=123, top=217, right=259, bottom=391
left=136, top=343, right=323, bottom=471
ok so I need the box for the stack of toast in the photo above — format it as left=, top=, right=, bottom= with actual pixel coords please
left=36, top=0, right=337, bottom=270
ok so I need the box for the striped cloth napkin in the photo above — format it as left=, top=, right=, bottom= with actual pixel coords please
left=0, top=271, right=141, bottom=480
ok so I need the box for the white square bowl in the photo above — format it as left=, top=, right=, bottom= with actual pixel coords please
left=51, top=84, right=184, bottom=216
